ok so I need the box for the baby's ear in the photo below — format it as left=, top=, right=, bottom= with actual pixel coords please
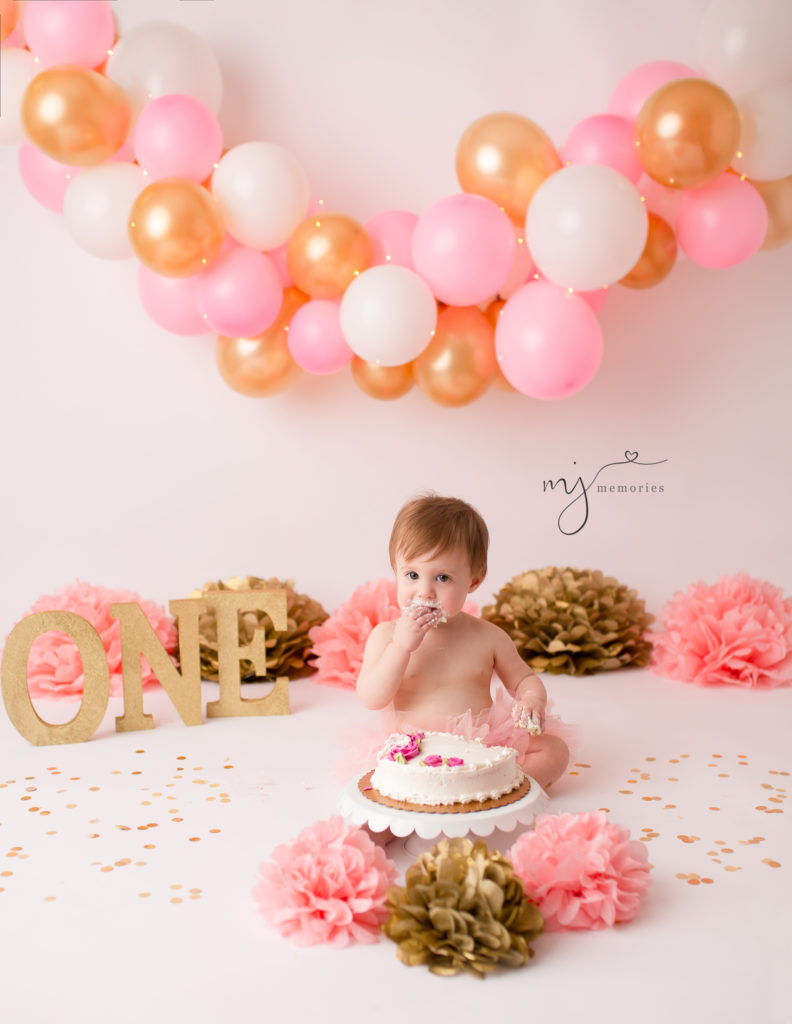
left=468, top=571, right=484, bottom=592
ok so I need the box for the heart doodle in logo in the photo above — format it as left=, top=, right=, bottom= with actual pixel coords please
left=624, top=450, right=639, bottom=462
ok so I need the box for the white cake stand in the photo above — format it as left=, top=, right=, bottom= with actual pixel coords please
left=338, top=771, right=550, bottom=845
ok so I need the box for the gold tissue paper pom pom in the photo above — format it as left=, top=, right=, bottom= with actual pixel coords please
left=482, top=567, right=654, bottom=675
left=189, top=576, right=329, bottom=682
left=383, top=837, right=544, bottom=978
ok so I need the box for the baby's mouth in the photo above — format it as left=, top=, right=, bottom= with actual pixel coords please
left=408, top=598, right=447, bottom=623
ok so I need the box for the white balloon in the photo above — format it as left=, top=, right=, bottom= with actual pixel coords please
left=340, top=265, right=437, bottom=366
left=525, top=164, right=648, bottom=291
left=0, top=48, right=37, bottom=145
left=211, top=142, right=310, bottom=250
left=63, top=163, right=145, bottom=260
left=106, top=21, right=222, bottom=117
left=735, top=82, right=792, bottom=181
left=697, top=0, right=792, bottom=97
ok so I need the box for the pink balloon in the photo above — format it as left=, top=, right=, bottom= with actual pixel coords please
left=365, top=210, right=418, bottom=268
left=498, top=228, right=536, bottom=299
left=637, top=173, right=681, bottom=225
left=675, top=175, right=768, bottom=269
left=287, top=300, right=353, bottom=374
left=579, top=288, right=609, bottom=314
left=608, top=61, right=700, bottom=122
left=563, top=114, right=642, bottom=184
left=23, top=0, right=115, bottom=68
left=495, top=281, right=603, bottom=400
left=133, top=95, right=223, bottom=183
left=18, top=144, right=82, bottom=212
left=197, top=248, right=283, bottom=338
left=2, top=19, right=25, bottom=49
left=138, top=267, right=209, bottom=337
left=412, top=193, right=516, bottom=306
left=266, top=242, right=294, bottom=288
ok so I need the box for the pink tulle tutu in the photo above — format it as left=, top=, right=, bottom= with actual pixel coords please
left=336, top=681, right=576, bottom=780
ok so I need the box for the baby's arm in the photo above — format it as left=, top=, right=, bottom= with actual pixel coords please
left=490, top=624, right=548, bottom=729
left=356, top=607, right=438, bottom=710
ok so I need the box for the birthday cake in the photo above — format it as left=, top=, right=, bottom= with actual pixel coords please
left=365, top=731, right=526, bottom=811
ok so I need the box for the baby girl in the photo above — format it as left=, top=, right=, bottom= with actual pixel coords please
left=357, top=494, right=570, bottom=789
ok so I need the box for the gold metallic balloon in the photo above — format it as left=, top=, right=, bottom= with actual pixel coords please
left=286, top=213, right=372, bottom=298
left=216, top=287, right=308, bottom=397
left=414, top=306, right=496, bottom=407
left=456, top=112, right=562, bottom=223
left=0, top=0, right=18, bottom=43
left=635, top=78, right=740, bottom=190
left=129, top=179, right=225, bottom=278
left=747, top=175, right=792, bottom=250
left=350, top=356, right=414, bottom=401
left=483, top=299, right=517, bottom=392
left=620, top=212, right=677, bottom=289
left=21, top=66, right=131, bottom=166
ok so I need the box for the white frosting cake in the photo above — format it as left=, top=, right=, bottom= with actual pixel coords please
left=369, top=731, right=523, bottom=807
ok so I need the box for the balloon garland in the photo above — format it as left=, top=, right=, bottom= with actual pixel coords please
left=2, top=0, right=791, bottom=406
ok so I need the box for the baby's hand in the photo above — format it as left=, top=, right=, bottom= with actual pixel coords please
left=511, top=699, right=545, bottom=735
left=392, top=604, right=440, bottom=653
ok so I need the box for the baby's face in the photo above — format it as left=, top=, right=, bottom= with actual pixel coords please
left=393, top=546, right=481, bottom=622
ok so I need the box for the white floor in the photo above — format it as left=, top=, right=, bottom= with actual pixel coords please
left=0, top=670, right=789, bottom=1023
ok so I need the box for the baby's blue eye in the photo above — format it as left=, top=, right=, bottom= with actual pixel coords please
left=436, top=574, right=451, bottom=583
left=406, top=571, right=419, bottom=580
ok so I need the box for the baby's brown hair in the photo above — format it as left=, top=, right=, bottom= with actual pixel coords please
left=389, top=494, right=489, bottom=577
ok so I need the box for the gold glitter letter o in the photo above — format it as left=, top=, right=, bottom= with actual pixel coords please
left=1, top=611, right=110, bottom=745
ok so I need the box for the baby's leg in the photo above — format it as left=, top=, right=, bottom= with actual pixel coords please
left=520, top=734, right=570, bottom=790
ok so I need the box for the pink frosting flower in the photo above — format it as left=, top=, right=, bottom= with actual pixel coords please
left=422, top=754, right=443, bottom=767
left=508, top=811, right=651, bottom=932
left=7, top=581, right=176, bottom=700
left=309, top=578, right=478, bottom=691
left=650, top=573, right=792, bottom=688
left=252, top=816, right=398, bottom=947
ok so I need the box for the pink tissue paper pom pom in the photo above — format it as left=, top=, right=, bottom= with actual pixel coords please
left=7, top=581, right=177, bottom=700
left=650, top=573, right=792, bottom=689
left=252, top=816, right=398, bottom=947
left=309, top=578, right=478, bottom=690
left=309, top=578, right=401, bottom=690
left=509, top=811, right=651, bottom=932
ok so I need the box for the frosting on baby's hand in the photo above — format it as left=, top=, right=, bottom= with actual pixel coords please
left=511, top=703, right=543, bottom=735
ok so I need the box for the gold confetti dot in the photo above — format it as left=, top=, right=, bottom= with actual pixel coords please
left=574, top=763, right=591, bottom=768
left=762, top=859, right=781, bottom=868
left=115, top=859, right=131, bottom=867
left=143, top=844, right=156, bottom=850
left=709, top=807, right=721, bottom=811
left=717, top=773, right=729, bottom=778
left=188, top=837, right=200, bottom=843
left=724, top=865, right=741, bottom=872
left=567, top=771, right=579, bottom=776
left=100, top=866, right=113, bottom=873
left=171, top=898, right=183, bottom=904
left=669, top=759, right=679, bottom=764
left=687, top=878, right=700, bottom=885
left=223, top=765, right=234, bottom=770
left=170, top=884, right=182, bottom=890
left=138, top=892, right=151, bottom=898
left=209, top=829, right=221, bottom=834
left=619, top=789, right=633, bottom=795
left=43, top=896, right=56, bottom=902
left=1, top=871, right=14, bottom=877
left=176, top=756, right=186, bottom=761
left=597, top=808, right=610, bottom=814
left=701, top=878, right=714, bottom=885
left=172, top=817, right=183, bottom=823
left=189, top=888, right=202, bottom=894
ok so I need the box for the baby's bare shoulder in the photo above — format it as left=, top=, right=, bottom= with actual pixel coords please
left=460, top=614, right=504, bottom=645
